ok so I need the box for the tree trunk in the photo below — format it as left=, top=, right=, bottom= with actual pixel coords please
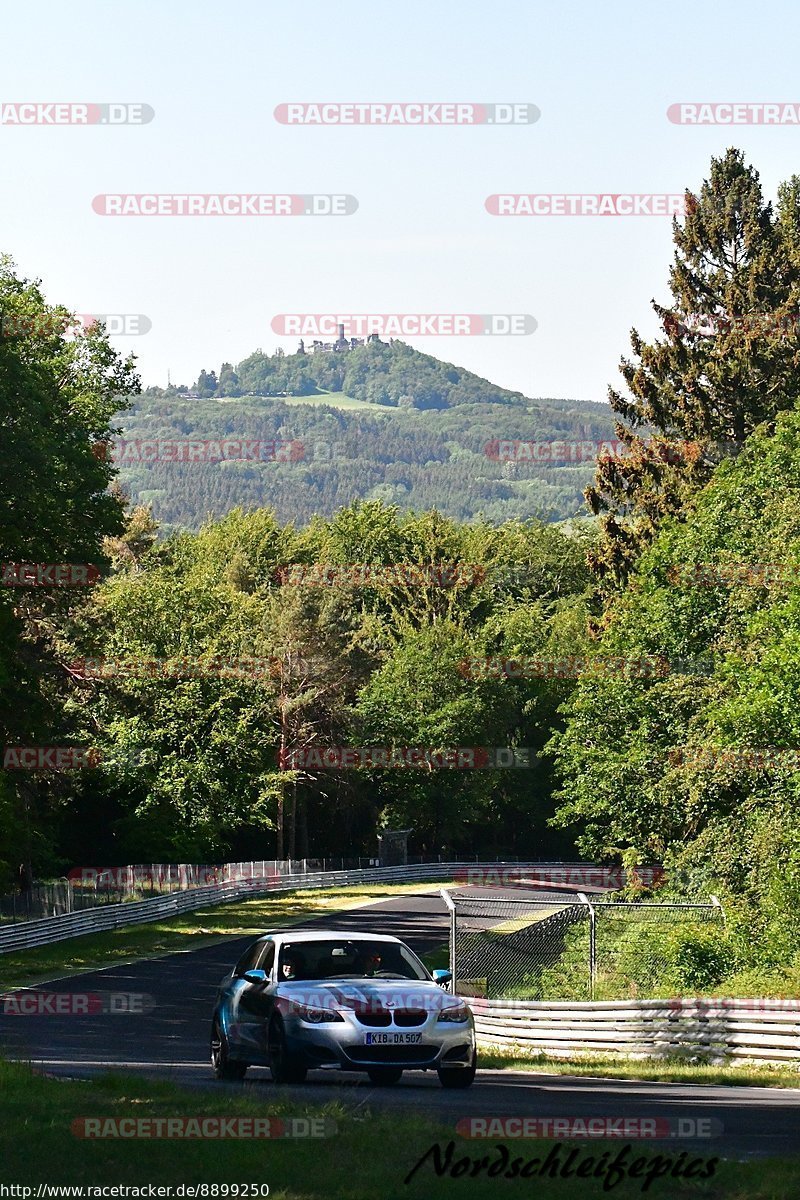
left=299, top=789, right=309, bottom=858
left=277, top=690, right=288, bottom=860
left=288, top=780, right=297, bottom=861
left=276, top=790, right=284, bottom=860
left=18, top=782, right=35, bottom=891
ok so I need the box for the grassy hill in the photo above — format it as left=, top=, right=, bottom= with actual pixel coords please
left=223, top=338, right=535, bottom=409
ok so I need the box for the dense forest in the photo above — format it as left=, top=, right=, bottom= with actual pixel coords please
left=117, top=389, right=617, bottom=529
left=4, top=149, right=800, bottom=992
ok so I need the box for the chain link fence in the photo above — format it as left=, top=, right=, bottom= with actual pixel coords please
left=0, top=881, right=77, bottom=923
left=444, top=891, right=725, bottom=1001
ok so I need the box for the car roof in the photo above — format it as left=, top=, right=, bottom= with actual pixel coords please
left=259, top=930, right=403, bottom=945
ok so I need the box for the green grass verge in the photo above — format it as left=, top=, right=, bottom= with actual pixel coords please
left=1, top=1061, right=798, bottom=1197
left=0, top=881, right=453, bottom=990
left=280, top=391, right=388, bottom=411
left=216, top=392, right=390, bottom=411
left=479, top=1048, right=800, bottom=1090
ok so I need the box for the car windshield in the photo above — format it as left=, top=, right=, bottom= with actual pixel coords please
left=277, top=939, right=428, bottom=982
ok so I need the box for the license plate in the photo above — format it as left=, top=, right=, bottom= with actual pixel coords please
left=365, top=1032, right=422, bottom=1045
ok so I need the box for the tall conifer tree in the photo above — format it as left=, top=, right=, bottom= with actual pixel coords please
left=587, top=149, right=800, bottom=590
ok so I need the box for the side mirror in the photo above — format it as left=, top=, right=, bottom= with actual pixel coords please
left=242, top=969, right=267, bottom=985
left=433, top=969, right=452, bottom=987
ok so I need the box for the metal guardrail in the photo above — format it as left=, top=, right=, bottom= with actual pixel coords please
left=0, top=861, right=595, bottom=955
left=469, top=996, right=800, bottom=1064
left=0, top=860, right=394, bottom=921
left=0, top=858, right=614, bottom=921
left=3, top=863, right=793, bottom=1065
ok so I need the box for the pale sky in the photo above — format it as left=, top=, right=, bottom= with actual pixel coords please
left=2, top=0, right=800, bottom=403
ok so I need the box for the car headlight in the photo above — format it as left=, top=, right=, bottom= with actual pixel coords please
left=437, top=1001, right=470, bottom=1023
left=293, top=1003, right=344, bottom=1024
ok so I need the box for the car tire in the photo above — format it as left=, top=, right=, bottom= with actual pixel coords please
left=268, top=1016, right=308, bottom=1084
left=367, top=1067, right=403, bottom=1086
left=211, top=1018, right=248, bottom=1080
left=437, top=1049, right=477, bottom=1089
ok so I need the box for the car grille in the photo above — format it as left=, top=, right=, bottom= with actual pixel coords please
left=393, top=1009, right=427, bottom=1027
left=355, top=1009, right=391, bottom=1027
left=346, top=1045, right=439, bottom=1065
left=353, top=1007, right=428, bottom=1027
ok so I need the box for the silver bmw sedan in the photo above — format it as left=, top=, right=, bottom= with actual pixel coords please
left=211, top=929, right=477, bottom=1087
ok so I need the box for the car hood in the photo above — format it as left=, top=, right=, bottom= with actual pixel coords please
left=274, top=977, right=462, bottom=1015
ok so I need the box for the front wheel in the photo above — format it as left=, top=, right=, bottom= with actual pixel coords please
left=268, top=1016, right=308, bottom=1084
left=211, top=1018, right=248, bottom=1080
left=367, top=1067, right=403, bottom=1086
left=437, top=1049, right=477, bottom=1089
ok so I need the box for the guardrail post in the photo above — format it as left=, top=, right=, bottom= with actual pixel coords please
left=440, top=888, right=457, bottom=994
left=577, top=892, right=596, bottom=1000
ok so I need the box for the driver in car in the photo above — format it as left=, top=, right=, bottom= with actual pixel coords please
left=280, top=952, right=303, bottom=981
left=357, top=951, right=383, bottom=976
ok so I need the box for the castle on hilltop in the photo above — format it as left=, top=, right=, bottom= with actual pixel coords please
left=298, top=324, right=383, bottom=354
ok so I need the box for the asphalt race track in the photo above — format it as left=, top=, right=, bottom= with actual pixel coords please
left=2, top=887, right=800, bottom=1160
